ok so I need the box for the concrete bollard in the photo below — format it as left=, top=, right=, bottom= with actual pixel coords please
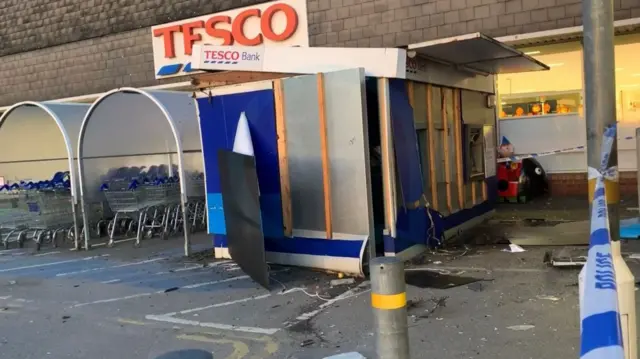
left=370, top=256, right=410, bottom=359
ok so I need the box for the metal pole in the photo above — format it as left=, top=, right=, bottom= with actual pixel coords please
left=370, top=257, right=410, bottom=359
left=583, top=0, right=619, bottom=238
left=582, top=1, right=637, bottom=358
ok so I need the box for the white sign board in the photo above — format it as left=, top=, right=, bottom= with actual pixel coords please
left=151, top=0, right=309, bottom=79
left=191, top=45, right=407, bottom=79
left=483, top=125, right=497, bottom=177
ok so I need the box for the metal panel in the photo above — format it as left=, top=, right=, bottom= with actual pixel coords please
left=0, top=103, right=89, bottom=197
left=408, top=33, right=550, bottom=75
left=0, top=106, right=67, bottom=162
left=80, top=155, right=174, bottom=202
left=196, top=87, right=283, bottom=239
left=44, top=103, right=87, bottom=159
left=323, top=68, right=373, bottom=237
left=407, top=57, right=496, bottom=94
left=217, top=150, right=269, bottom=289
left=81, top=92, right=177, bottom=158
left=281, top=75, right=326, bottom=232
left=388, top=78, right=428, bottom=244
left=79, top=92, right=179, bottom=201
left=147, top=90, right=202, bottom=153
left=460, top=90, right=494, bottom=126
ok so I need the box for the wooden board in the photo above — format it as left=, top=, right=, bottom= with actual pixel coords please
left=426, top=85, right=439, bottom=211
left=452, top=89, right=465, bottom=209
left=273, top=79, right=293, bottom=237
left=441, top=88, right=453, bottom=212
left=482, top=181, right=488, bottom=201
left=471, top=180, right=477, bottom=206
left=191, top=71, right=292, bottom=89
left=316, top=73, right=333, bottom=239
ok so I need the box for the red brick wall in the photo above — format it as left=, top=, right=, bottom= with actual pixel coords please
left=548, top=172, right=637, bottom=197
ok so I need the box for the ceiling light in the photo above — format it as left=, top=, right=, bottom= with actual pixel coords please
left=547, top=63, right=564, bottom=67
left=524, top=51, right=541, bottom=55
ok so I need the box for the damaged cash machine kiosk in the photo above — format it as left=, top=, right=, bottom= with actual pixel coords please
left=190, top=33, right=549, bottom=277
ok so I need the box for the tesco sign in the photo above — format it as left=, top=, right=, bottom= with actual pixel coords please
left=151, top=0, right=309, bottom=79
left=206, top=50, right=241, bottom=61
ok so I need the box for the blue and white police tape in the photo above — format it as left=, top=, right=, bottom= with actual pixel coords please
left=497, top=135, right=636, bottom=164
left=580, top=124, right=624, bottom=359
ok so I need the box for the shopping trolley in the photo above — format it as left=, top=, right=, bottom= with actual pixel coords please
left=102, top=177, right=181, bottom=247
left=24, top=191, right=76, bottom=250
left=0, top=171, right=76, bottom=250
left=0, top=192, right=31, bottom=249
left=185, top=175, right=206, bottom=232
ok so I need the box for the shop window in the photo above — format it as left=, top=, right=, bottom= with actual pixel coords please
left=615, top=33, right=640, bottom=124
left=497, top=41, right=584, bottom=119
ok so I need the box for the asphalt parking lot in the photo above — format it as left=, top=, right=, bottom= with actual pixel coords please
left=0, top=236, right=371, bottom=359
left=0, top=223, right=627, bottom=359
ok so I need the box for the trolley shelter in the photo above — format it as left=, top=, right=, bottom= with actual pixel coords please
left=0, top=102, right=88, bottom=249
left=189, top=33, right=550, bottom=280
left=76, top=88, right=205, bottom=252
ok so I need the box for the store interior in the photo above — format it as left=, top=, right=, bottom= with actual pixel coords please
left=497, top=33, right=640, bottom=123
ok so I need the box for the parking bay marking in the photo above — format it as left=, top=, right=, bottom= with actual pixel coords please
left=0, top=254, right=109, bottom=273
left=145, top=282, right=371, bottom=336
left=71, top=274, right=251, bottom=308
left=56, top=257, right=167, bottom=277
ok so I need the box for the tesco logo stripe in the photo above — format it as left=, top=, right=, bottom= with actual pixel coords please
left=204, top=61, right=239, bottom=65
left=157, top=63, right=183, bottom=77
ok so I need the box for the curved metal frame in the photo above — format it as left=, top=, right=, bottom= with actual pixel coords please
left=76, top=88, right=191, bottom=253
left=0, top=101, right=82, bottom=248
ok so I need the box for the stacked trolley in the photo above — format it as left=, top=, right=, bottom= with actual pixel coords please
left=97, top=167, right=207, bottom=248
left=0, top=172, right=76, bottom=250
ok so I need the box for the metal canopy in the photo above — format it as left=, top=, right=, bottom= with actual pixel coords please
left=408, top=32, right=549, bottom=75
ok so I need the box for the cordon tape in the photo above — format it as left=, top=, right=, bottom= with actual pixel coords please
left=580, top=124, right=624, bottom=359
left=497, top=135, right=636, bottom=163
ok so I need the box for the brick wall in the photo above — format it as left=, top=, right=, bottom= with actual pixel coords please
left=0, top=28, right=186, bottom=106
left=2, top=0, right=640, bottom=106
left=548, top=172, right=638, bottom=197
left=308, top=0, right=640, bottom=47
left=0, top=0, right=272, bottom=58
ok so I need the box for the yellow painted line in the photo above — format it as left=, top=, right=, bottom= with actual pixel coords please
left=201, top=331, right=279, bottom=355
left=371, top=292, right=406, bottom=310
left=177, top=334, right=249, bottom=359
left=262, top=338, right=278, bottom=355
left=116, top=318, right=147, bottom=326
